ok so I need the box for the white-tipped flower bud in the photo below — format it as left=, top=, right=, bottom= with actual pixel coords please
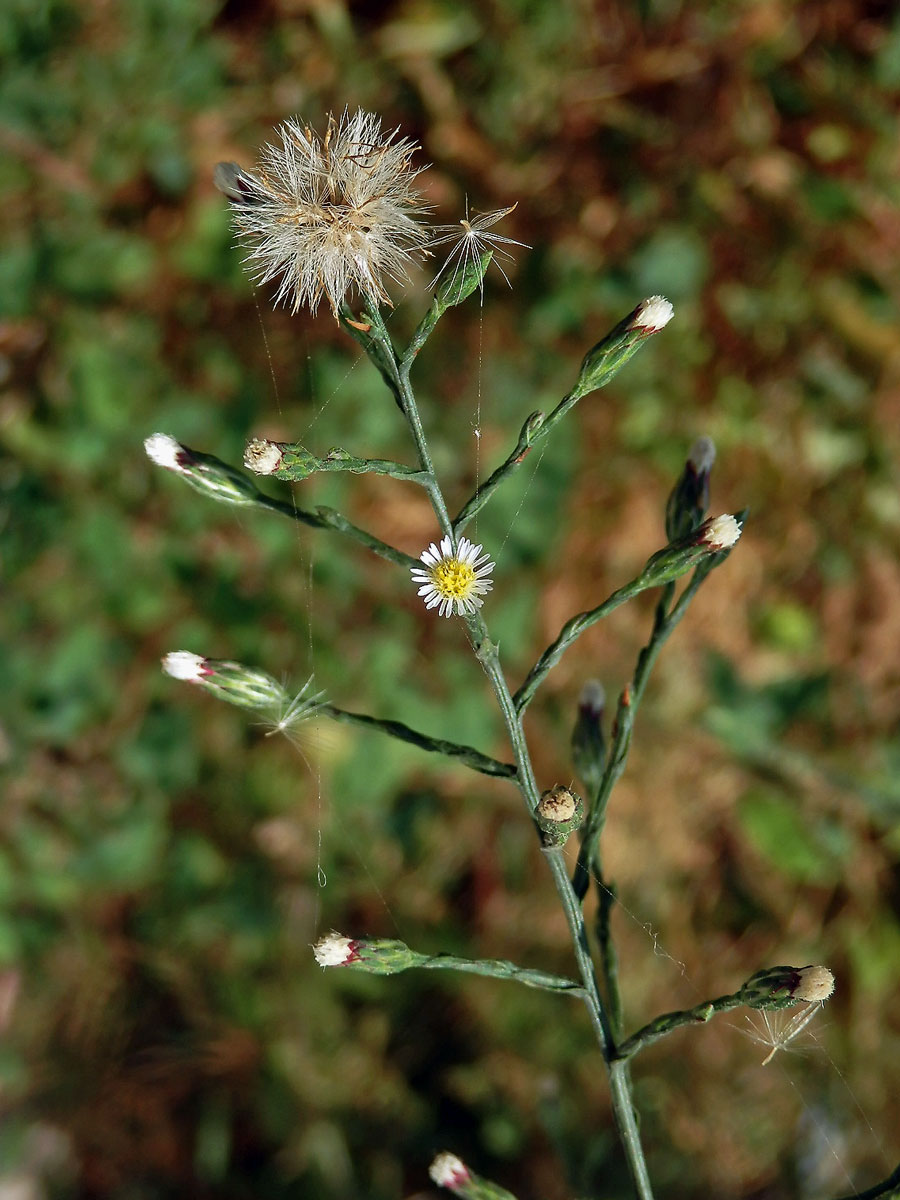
left=689, top=435, right=716, bottom=475
left=313, top=932, right=356, bottom=968
left=144, top=432, right=187, bottom=472
left=145, top=434, right=263, bottom=507
left=630, top=295, right=674, bottom=333
left=161, top=650, right=209, bottom=682
left=429, top=1152, right=472, bottom=1190
left=699, top=513, right=742, bottom=551
left=665, top=436, right=717, bottom=541
left=792, top=965, right=835, bottom=1003
left=571, top=682, right=606, bottom=794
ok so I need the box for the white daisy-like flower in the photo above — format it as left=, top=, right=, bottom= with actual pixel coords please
left=411, top=536, right=495, bottom=618
left=429, top=201, right=530, bottom=303
left=216, top=109, right=430, bottom=318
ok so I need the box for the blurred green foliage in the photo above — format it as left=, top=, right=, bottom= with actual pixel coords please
left=2, top=1, right=900, bottom=1197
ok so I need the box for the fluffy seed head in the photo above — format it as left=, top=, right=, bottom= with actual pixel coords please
left=218, top=109, right=430, bottom=317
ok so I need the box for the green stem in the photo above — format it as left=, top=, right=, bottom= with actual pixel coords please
left=466, top=613, right=655, bottom=1200
left=365, top=306, right=453, bottom=541
left=321, top=704, right=516, bottom=779
left=572, top=568, right=711, bottom=903
left=417, top=953, right=583, bottom=995
left=453, top=409, right=546, bottom=535
left=595, top=871, right=624, bottom=1038
left=264, top=441, right=430, bottom=485
left=453, top=305, right=665, bottom=534
left=617, top=991, right=748, bottom=1061
left=257, top=495, right=419, bottom=569
left=513, top=574, right=659, bottom=715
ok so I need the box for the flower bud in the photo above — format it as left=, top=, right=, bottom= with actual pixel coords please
left=738, top=964, right=835, bottom=1009
left=312, top=932, right=356, bottom=967
left=638, top=512, right=743, bottom=587
left=665, top=436, right=716, bottom=542
left=144, top=433, right=262, bottom=507
left=572, top=296, right=673, bottom=400
left=429, top=1153, right=472, bottom=1191
left=571, top=681, right=606, bottom=795
left=243, top=437, right=323, bottom=482
left=312, top=934, right=425, bottom=975
left=434, top=249, right=494, bottom=311
left=162, top=652, right=295, bottom=715
left=535, top=785, right=584, bottom=847
left=428, top=1152, right=516, bottom=1198
left=243, top=437, right=285, bottom=476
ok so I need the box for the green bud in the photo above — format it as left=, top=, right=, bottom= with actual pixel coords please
left=429, top=1152, right=519, bottom=1199
left=434, top=249, right=494, bottom=311
left=144, top=433, right=262, bottom=507
left=571, top=680, right=606, bottom=794
left=313, top=933, right=425, bottom=975
left=244, top=437, right=319, bottom=481
left=161, top=651, right=287, bottom=710
left=639, top=513, right=742, bottom=587
left=665, top=436, right=716, bottom=542
left=571, top=296, right=673, bottom=400
left=535, top=785, right=584, bottom=847
left=738, top=964, right=835, bottom=1010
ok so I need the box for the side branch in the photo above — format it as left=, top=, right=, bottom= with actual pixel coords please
left=257, top=496, right=419, bottom=569
left=322, top=704, right=516, bottom=778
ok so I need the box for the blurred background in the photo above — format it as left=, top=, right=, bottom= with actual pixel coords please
left=2, top=1, right=900, bottom=1197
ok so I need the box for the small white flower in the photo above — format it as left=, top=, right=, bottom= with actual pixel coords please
left=429, top=201, right=530, bottom=303
left=313, top=932, right=355, bottom=968
left=630, top=295, right=674, bottom=332
left=144, top=433, right=187, bottom=472
left=428, top=1152, right=471, bottom=1189
left=411, top=536, right=495, bottom=618
left=161, top=651, right=208, bottom=682
left=217, top=109, right=430, bottom=318
left=700, top=513, right=742, bottom=551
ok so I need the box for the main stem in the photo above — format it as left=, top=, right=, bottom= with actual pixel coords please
left=469, top=615, right=655, bottom=1200
left=391, top=329, right=655, bottom=1198
left=367, top=307, right=453, bottom=540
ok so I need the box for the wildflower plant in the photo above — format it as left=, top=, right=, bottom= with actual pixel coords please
left=144, top=110, right=889, bottom=1199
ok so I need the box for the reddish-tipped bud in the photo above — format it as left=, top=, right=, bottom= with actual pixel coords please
left=739, top=964, right=835, bottom=1009
left=145, top=432, right=263, bottom=507
left=429, top=1153, right=472, bottom=1191
left=629, top=295, right=674, bottom=333
left=313, top=932, right=357, bottom=967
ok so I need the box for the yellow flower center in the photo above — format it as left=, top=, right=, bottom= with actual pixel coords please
left=432, top=559, right=476, bottom=599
